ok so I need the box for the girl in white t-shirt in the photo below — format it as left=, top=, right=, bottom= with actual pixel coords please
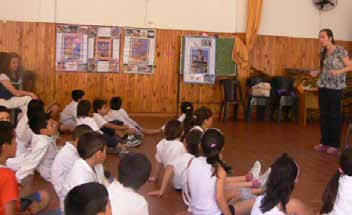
left=251, top=154, right=312, bottom=215
left=148, top=125, right=201, bottom=197
left=320, top=148, right=352, bottom=215
left=186, top=128, right=255, bottom=215
left=149, top=119, right=186, bottom=194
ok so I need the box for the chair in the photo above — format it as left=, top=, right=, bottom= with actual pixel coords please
left=245, top=76, right=271, bottom=121
left=219, top=79, right=244, bottom=122
left=270, top=76, right=299, bottom=123
left=344, top=119, right=352, bottom=149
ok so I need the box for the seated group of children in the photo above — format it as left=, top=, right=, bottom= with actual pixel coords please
left=0, top=95, right=352, bottom=215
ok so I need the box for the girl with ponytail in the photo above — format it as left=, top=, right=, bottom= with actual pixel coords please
left=186, top=128, right=255, bottom=215
left=320, top=148, right=352, bottom=214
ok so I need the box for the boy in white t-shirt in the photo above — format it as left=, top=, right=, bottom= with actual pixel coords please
left=60, top=89, right=85, bottom=130
left=108, top=152, right=151, bottom=215
left=105, top=97, right=160, bottom=135
left=62, top=131, right=108, bottom=213
left=51, top=124, right=93, bottom=211
left=12, top=112, right=59, bottom=182
left=93, top=99, right=141, bottom=148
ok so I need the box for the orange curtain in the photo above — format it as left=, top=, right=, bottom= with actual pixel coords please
left=246, top=0, right=263, bottom=51
left=232, top=0, right=263, bottom=70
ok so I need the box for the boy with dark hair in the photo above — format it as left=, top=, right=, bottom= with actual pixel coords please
left=0, top=121, right=51, bottom=215
left=13, top=112, right=59, bottom=182
left=0, top=105, right=10, bottom=122
left=92, top=99, right=141, bottom=148
left=65, top=182, right=112, bottom=215
left=108, top=153, right=151, bottom=215
left=60, top=89, right=85, bottom=129
left=62, top=132, right=108, bottom=209
left=15, top=99, right=45, bottom=155
left=51, top=125, right=93, bottom=212
left=105, top=97, right=160, bottom=135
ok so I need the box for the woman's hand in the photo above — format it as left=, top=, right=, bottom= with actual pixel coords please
left=329, top=69, right=342, bottom=76
left=310, top=70, right=320, bottom=77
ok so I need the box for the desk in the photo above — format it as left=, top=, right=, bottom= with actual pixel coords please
left=299, top=87, right=319, bottom=126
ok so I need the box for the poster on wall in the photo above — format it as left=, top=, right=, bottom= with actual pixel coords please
left=56, top=24, right=89, bottom=71
left=87, top=26, right=121, bottom=72
left=183, top=36, right=216, bottom=84
left=123, top=28, right=156, bottom=74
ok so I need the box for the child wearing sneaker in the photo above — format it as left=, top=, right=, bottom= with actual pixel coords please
left=185, top=128, right=255, bottom=215
left=250, top=154, right=312, bottom=215
left=77, top=100, right=129, bottom=153
left=93, top=99, right=142, bottom=148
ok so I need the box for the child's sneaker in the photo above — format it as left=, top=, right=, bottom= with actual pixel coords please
left=251, top=167, right=271, bottom=188
left=258, top=167, right=271, bottom=188
left=124, top=134, right=142, bottom=147
left=246, top=161, right=261, bottom=181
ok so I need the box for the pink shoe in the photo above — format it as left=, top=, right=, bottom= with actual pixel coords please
left=314, top=144, right=328, bottom=152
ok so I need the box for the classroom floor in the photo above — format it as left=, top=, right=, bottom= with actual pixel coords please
left=21, top=117, right=346, bottom=215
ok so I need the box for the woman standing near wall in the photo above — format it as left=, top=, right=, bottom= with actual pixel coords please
left=310, top=29, right=349, bottom=154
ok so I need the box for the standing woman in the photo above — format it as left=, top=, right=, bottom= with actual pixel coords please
left=311, top=29, right=350, bottom=154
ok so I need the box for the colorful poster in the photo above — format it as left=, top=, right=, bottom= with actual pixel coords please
left=123, top=28, right=156, bottom=74
left=56, top=24, right=88, bottom=71
left=183, top=36, right=216, bottom=84
left=87, top=26, right=121, bottom=72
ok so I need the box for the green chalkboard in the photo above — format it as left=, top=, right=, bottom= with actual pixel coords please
left=180, top=36, right=236, bottom=76
left=215, top=38, right=236, bottom=76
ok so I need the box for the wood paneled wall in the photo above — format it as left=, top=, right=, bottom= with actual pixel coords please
left=1, top=21, right=351, bottom=114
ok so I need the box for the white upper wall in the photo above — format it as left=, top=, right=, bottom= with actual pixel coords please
left=0, top=0, right=351, bottom=40
left=146, top=0, right=236, bottom=32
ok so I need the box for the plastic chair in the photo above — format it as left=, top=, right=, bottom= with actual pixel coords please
left=270, top=76, right=299, bottom=123
left=245, top=76, right=271, bottom=121
left=219, top=79, right=244, bottom=122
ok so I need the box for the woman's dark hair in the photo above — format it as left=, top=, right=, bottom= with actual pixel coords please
left=185, top=129, right=202, bottom=157
left=320, top=148, right=352, bottom=214
left=201, top=128, right=232, bottom=176
left=164, top=119, right=182, bottom=141
left=194, top=107, right=212, bottom=127
left=319, top=29, right=335, bottom=72
left=77, top=100, right=91, bottom=118
left=260, top=153, right=298, bottom=213
left=64, top=182, right=109, bottom=215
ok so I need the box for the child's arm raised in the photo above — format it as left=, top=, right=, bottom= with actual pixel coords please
left=216, top=166, right=232, bottom=215
left=148, top=165, right=174, bottom=197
